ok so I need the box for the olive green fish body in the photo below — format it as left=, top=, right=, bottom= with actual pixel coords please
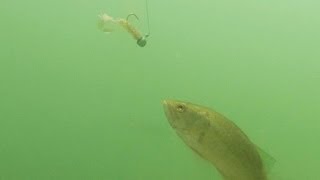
left=163, top=100, right=267, bottom=180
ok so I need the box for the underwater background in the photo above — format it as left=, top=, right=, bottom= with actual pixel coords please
left=1, top=0, right=320, bottom=179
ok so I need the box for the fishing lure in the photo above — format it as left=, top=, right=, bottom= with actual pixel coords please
left=98, top=1, right=150, bottom=47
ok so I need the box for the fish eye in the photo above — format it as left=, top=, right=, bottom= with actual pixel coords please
left=176, top=104, right=186, bottom=113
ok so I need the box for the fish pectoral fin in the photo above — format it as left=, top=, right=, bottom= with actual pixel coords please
left=255, top=145, right=276, bottom=173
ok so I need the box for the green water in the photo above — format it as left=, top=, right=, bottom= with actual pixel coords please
left=1, top=0, right=320, bottom=179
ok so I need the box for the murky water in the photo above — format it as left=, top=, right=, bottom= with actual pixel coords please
left=1, top=0, right=320, bottom=179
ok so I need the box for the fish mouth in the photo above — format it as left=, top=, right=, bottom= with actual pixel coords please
left=162, top=99, right=168, bottom=106
left=162, top=99, right=179, bottom=109
left=162, top=99, right=172, bottom=118
left=162, top=99, right=172, bottom=106
left=162, top=99, right=191, bottom=133
left=162, top=99, right=178, bottom=116
left=162, top=99, right=177, bottom=123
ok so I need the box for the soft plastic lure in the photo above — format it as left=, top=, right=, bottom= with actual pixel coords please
left=98, top=0, right=150, bottom=47
left=98, top=3, right=150, bottom=48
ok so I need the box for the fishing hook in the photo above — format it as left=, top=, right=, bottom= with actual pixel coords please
left=126, top=13, right=139, bottom=21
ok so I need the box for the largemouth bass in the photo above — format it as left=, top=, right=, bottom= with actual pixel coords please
left=163, top=99, right=274, bottom=180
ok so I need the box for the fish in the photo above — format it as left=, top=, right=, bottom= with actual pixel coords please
left=162, top=99, right=275, bottom=180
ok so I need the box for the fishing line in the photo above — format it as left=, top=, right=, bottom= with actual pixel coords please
left=145, top=0, right=151, bottom=37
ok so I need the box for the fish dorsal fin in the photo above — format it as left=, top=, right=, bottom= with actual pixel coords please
left=255, top=145, right=276, bottom=173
